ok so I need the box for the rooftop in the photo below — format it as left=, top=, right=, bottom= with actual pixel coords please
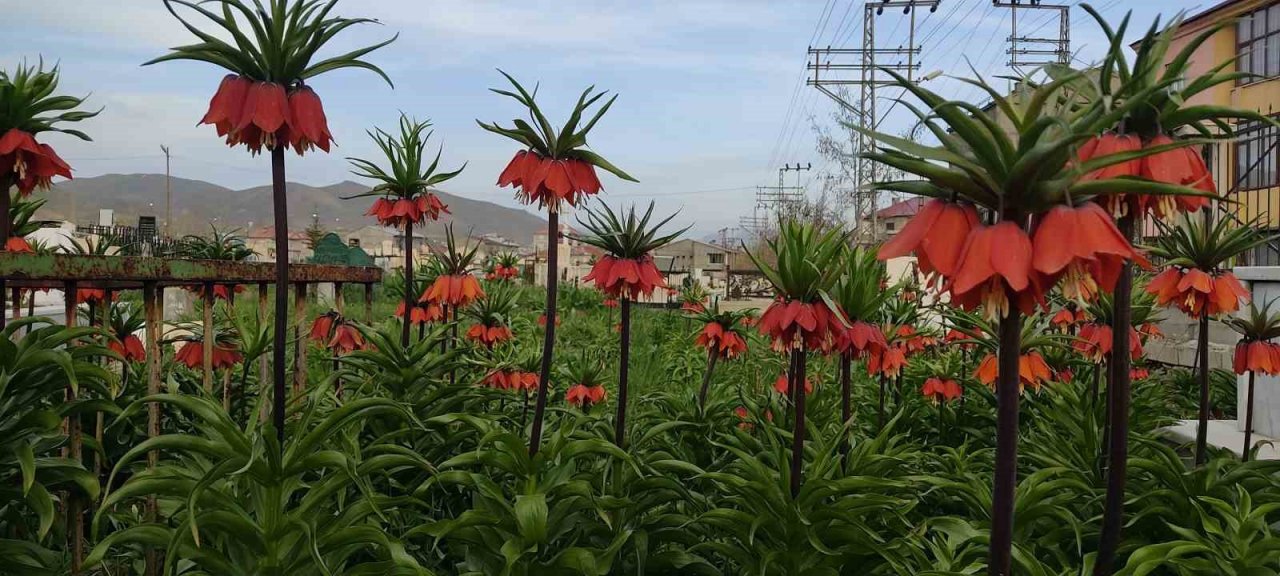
left=875, top=197, right=927, bottom=219
left=246, top=226, right=309, bottom=242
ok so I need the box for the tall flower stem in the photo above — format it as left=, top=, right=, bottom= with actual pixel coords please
left=529, top=212, right=559, bottom=456
left=698, top=348, right=718, bottom=411
left=790, top=345, right=808, bottom=498
left=615, top=296, right=632, bottom=446
left=439, top=305, right=448, bottom=353
left=877, top=372, right=887, bottom=430
left=401, top=221, right=413, bottom=348
left=1195, top=314, right=1211, bottom=466
left=1244, top=370, right=1257, bottom=462
left=270, top=146, right=288, bottom=446
left=1095, top=215, right=1135, bottom=576
left=839, top=351, right=852, bottom=455
left=0, top=180, right=10, bottom=331
left=1090, top=364, right=1101, bottom=409
left=989, top=302, right=1022, bottom=576
left=1100, top=359, right=1112, bottom=475
left=450, top=306, right=458, bottom=386
left=522, top=388, right=530, bottom=429
left=788, top=349, right=800, bottom=405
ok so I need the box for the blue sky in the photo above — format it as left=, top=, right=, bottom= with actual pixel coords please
left=7, top=0, right=1210, bottom=237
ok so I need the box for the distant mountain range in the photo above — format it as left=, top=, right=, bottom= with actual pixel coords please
left=39, top=173, right=548, bottom=244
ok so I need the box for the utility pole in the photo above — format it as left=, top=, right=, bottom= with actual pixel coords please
left=717, top=227, right=734, bottom=299
left=738, top=207, right=769, bottom=241
left=778, top=163, right=811, bottom=189
left=806, top=0, right=939, bottom=245
left=992, top=1, right=1070, bottom=72
left=743, top=162, right=810, bottom=241
left=160, top=145, right=172, bottom=238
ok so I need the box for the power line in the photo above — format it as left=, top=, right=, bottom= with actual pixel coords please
left=807, top=1, right=940, bottom=244
left=63, top=154, right=163, bottom=161
left=827, top=1, right=864, bottom=50
left=766, top=0, right=841, bottom=173
left=914, top=0, right=966, bottom=47
left=952, top=7, right=1013, bottom=104
left=993, top=1, right=1071, bottom=70
left=611, top=186, right=756, bottom=198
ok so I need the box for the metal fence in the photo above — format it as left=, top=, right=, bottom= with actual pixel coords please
left=1218, top=113, right=1280, bottom=266
left=74, top=223, right=185, bottom=257
left=1133, top=110, right=1280, bottom=267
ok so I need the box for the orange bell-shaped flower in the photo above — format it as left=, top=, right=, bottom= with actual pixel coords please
left=1032, top=203, right=1148, bottom=303
left=948, top=222, right=1042, bottom=321
left=877, top=199, right=979, bottom=283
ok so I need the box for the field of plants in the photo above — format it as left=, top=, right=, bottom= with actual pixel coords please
left=4, top=265, right=1275, bottom=575
left=6, top=1, right=1280, bottom=575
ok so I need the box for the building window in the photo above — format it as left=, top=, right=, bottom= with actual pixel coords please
left=885, top=221, right=897, bottom=231
left=1236, top=118, right=1278, bottom=190
left=348, top=238, right=361, bottom=247
left=1247, top=233, right=1280, bottom=266
left=1238, top=4, right=1280, bottom=84
left=708, top=252, right=725, bottom=264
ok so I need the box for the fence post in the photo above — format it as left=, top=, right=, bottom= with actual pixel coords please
left=257, top=282, right=269, bottom=424
left=364, top=283, right=373, bottom=324
left=63, top=280, right=83, bottom=574
left=293, top=283, right=308, bottom=396
left=143, top=282, right=161, bottom=576
left=202, top=282, right=214, bottom=392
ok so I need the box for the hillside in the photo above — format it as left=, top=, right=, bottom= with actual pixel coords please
left=39, top=174, right=548, bottom=244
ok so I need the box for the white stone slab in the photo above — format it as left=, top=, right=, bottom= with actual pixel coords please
left=1161, top=419, right=1280, bottom=460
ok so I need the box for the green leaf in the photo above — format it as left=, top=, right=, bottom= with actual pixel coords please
left=514, top=493, right=549, bottom=544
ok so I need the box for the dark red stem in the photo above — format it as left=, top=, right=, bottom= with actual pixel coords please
left=1094, top=226, right=1134, bottom=576
left=270, top=146, right=288, bottom=447
left=989, top=304, right=1022, bottom=576
left=1195, top=314, right=1210, bottom=466
left=790, top=346, right=808, bottom=498
left=615, top=296, right=632, bottom=447
left=401, top=221, right=413, bottom=348
left=1244, top=369, right=1256, bottom=462
left=529, top=211, right=558, bottom=456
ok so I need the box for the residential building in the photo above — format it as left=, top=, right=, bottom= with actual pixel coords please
left=1140, top=0, right=1280, bottom=443
left=870, top=197, right=926, bottom=238
left=336, top=225, right=432, bottom=272
left=245, top=226, right=311, bottom=263
left=1146, top=0, right=1280, bottom=264
left=527, top=223, right=580, bottom=287
left=653, top=239, right=736, bottom=292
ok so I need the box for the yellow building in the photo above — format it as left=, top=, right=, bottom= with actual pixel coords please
left=1162, top=0, right=1280, bottom=263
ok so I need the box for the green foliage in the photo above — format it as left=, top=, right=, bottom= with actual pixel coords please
left=347, top=114, right=466, bottom=200
left=465, top=283, right=520, bottom=330
left=175, top=226, right=255, bottom=261
left=1224, top=300, right=1280, bottom=343
left=86, top=386, right=434, bottom=575
left=1147, top=216, right=1273, bottom=273
left=0, top=319, right=114, bottom=574
left=146, top=0, right=397, bottom=86
left=477, top=71, right=636, bottom=181
left=831, top=246, right=894, bottom=323
left=0, top=60, right=98, bottom=139
left=0, top=283, right=1271, bottom=574
left=745, top=218, right=846, bottom=302
left=9, top=194, right=51, bottom=238
left=571, top=201, right=686, bottom=260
